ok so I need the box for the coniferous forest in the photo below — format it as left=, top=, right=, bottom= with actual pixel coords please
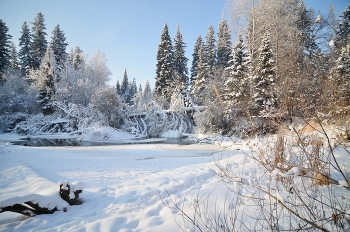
left=0, top=2, right=349, bottom=138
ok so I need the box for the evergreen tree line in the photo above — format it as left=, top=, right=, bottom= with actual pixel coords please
left=154, top=1, right=350, bottom=135
left=0, top=2, right=349, bottom=137
left=115, top=69, right=152, bottom=107
left=0, top=12, right=118, bottom=132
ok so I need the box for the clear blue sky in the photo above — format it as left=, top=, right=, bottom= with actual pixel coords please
left=0, top=0, right=349, bottom=88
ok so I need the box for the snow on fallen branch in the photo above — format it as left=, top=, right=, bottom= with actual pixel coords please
left=0, top=165, right=84, bottom=217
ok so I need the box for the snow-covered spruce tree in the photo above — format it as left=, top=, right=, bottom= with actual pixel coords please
left=252, top=33, right=277, bottom=116
left=0, top=19, right=12, bottom=82
left=191, top=44, right=209, bottom=105
left=216, top=14, right=232, bottom=70
left=73, top=46, right=84, bottom=70
left=138, top=84, right=142, bottom=93
left=173, top=24, right=189, bottom=90
left=296, top=1, right=318, bottom=59
left=190, top=35, right=202, bottom=87
left=18, top=21, right=33, bottom=76
left=121, top=69, right=130, bottom=103
left=129, top=78, right=138, bottom=105
left=8, top=42, right=19, bottom=72
left=204, top=24, right=216, bottom=72
left=142, top=80, right=153, bottom=106
left=67, top=48, right=74, bottom=64
left=155, top=23, right=174, bottom=103
left=50, top=24, right=68, bottom=70
left=329, top=44, right=350, bottom=118
left=116, top=80, right=121, bottom=95
left=224, top=34, right=250, bottom=119
left=31, top=12, right=47, bottom=70
left=35, top=46, right=56, bottom=115
left=335, top=3, right=350, bottom=51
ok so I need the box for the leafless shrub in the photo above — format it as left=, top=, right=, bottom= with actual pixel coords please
left=163, top=120, right=350, bottom=231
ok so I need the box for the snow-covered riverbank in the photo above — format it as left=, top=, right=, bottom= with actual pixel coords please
left=1, top=125, right=349, bottom=231
left=0, top=129, right=242, bottom=231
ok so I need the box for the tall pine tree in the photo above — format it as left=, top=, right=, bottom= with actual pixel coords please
left=18, top=21, right=33, bottom=76
left=190, top=35, right=203, bottom=84
left=129, top=78, right=138, bottom=105
left=329, top=44, right=350, bottom=116
left=0, top=19, right=12, bottom=82
left=204, top=24, right=216, bottom=71
left=191, top=44, right=209, bottom=105
left=252, top=33, right=277, bottom=114
left=116, top=80, right=121, bottom=95
left=73, top=46, right=84, bottom=70
left=335, top=3, right=350, bottom=50
left=173, top=24, right=189, bottom=89
left=121, top=69, right=129, bottom=96
left=216, top=14, right=232, bottom=69
left=224, top=34, right=250, bottom=117
left=50, top=24, right=68, bottom=69
left=9, top=42, right=19, bottom=71
left=143, top=80, right=152, bottom=104
left=36, top=46, right=56, bottom=114
left=155, top=23, right=174, bottom=102
left=31, top=12, right=47, bottom=70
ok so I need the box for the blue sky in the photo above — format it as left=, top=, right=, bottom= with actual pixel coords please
left=0, top=0, right=349, bottom=88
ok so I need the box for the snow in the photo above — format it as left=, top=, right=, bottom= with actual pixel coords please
left=315, top=14, right=322, bottom=23
left=0, top=126, right=349, bottom=231
left=0, top=129, right=237, bottom=231
left=339, top=180, right=349, bottom=188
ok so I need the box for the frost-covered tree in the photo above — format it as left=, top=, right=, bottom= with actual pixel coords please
left=87, top=49, right=111, bottom=87
left=143, top=80, right=152, bottom=101
left=116, top=80, right=121, bottom=95
left=216, top=14, right=232, bottom=69
left=91, top=87, right=124, bottom=128
left=55, top=48, right=110, bottom=107
left=204, top=24, right=216, bottom=71
left=9, top=42, right=19, bottom=72
left=31, top=12, right=47, bottom=70
left=335, top=3, right=350, bottom=50
left=0, top=20, right=12, bottom=81
left=173, top=24, right=189, bottom=89
left=190, top=35, right=203, bottom=84
left=138, top=84, right=142, bottom=93
left=191, top=44, right=209, bottom=105
left=155, top=23, right=173, bottom=102
left=50, top=24, right=68, bottom=69
left=129, top=78, right=138, bottom=105
left=224, top=35, right=250, bottom=117
left=329, top=44, right=350, bottom=116
left=121, top=69, right=129, bottom=98
left=296, top=1, right=318, bottom=59
left=18, top=21, right=32, bottom=76
left=252, top=33, right=277, bottom=114
left=34, top=46, right=56, bottom=114
left=73, top=46, right=84, bottom=70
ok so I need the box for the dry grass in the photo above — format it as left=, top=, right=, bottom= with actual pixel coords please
left=257, top=133, right=331, bottom=186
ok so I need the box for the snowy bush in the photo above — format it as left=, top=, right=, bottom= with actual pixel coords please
left=0, top=113, right=28, bottom=133
left=168, top=123, right=350, bottom=231
left=194, top=100, right=226, bottom=134
left=0, top=72, right=38, bottom=115
left=91, top=86, right=126, bottom=128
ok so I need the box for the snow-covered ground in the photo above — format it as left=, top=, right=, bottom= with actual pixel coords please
left=0, top=127, right=243, bottom=231
left=1, top=126, right=349, bottom=231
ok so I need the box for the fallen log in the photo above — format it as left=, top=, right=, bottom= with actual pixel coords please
left=0, top=180, right=84, bottom=217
